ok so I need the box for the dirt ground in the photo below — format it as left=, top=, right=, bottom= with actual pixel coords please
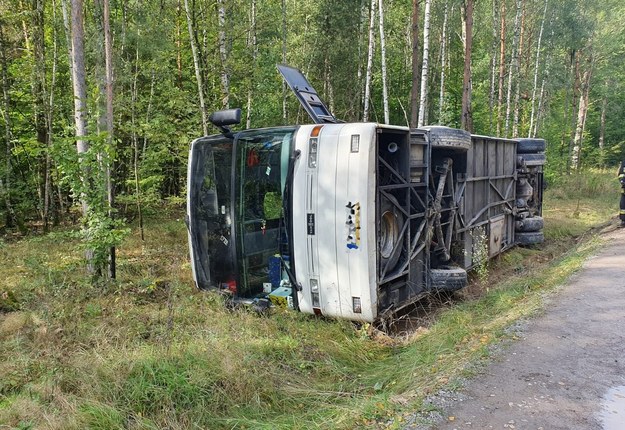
left=407, top=226, right=625, bottom=430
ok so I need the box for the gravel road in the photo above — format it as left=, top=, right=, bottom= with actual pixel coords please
left=412, top=227, right=625, bottom=430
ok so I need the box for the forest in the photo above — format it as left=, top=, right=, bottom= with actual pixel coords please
left=1, top=0, right=625, bottom=271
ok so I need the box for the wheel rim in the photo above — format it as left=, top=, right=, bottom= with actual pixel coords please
left=380, top=210, right=399, bottom=259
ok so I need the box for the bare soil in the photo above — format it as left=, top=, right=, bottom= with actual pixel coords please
left=407, top=226, right=625, bottom=429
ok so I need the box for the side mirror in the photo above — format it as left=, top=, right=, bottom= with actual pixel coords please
left=209, top=108, right=241, bottom=138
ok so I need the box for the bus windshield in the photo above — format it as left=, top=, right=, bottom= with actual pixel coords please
left=234, top=127, right=296, bottom=296
left=188, top=127, right=296, bottom=298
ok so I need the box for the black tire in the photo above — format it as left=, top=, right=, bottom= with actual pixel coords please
left=516, top=231, right=544, bottom=246
left=515, top=216, right=544, bottom=232
left=379, top=196, right=405, bottom=272
left=430, top=266, right=468, bottom=291
left=516, top=138, right=546, bottom=154
left=520, top=153, right=546, bottom=167
left=423, top=126, right=471, bottom=151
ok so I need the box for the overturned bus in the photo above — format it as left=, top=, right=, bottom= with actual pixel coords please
left=186, top=65, right=545, bottom=322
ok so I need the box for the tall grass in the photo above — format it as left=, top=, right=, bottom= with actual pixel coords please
left=0, top=169, right=619, bottom=429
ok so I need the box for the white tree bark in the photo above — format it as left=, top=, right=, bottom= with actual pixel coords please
left=363, top=0, right=376, bottom=122
left=488, top=0, right=498, bottom=133
left=70, top=0, right=94, bottom=270
left=417, top=0, right=431, bottom=128
left=438, top=1, right=449, bottom=123
left=528, top=0, right=548, bottom=137
left=512, top=1, right=525, bottom=137
left=504, top=0, right=521, bottom=137
left=378, top=0, right=389, bottom=124
left=183, top=0, right=208, bottom=135
left=217, top=0, right=229, bottom=109
left=571, top=59, right=593, bottom=171
left=246, top=0, right=257, bottom=128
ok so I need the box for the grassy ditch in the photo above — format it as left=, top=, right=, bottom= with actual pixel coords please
left=0, top=169, right=621, bottom=429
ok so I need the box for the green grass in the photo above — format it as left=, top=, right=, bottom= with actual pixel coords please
left=0, top=169, right=620, bottom=429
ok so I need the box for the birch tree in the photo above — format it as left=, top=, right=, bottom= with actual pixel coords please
left=438, top=1, right=449, bottom=123
left=511, top=0, right=525, bottom=137
left=489, top=0, right=498, bottom=133
left=217, top=0, right=230, bottom=109
left=417, top=0, right=432, bottom=128
left=528, top=0, right=548, bottom=138
left=461, top=0, right=474, bottom=132
left=378, top=0, right=389, bottom=124
left=410, top=0, right=420, bottom=127
left=184, top=0, right=208, bottom=135
left=571, top=54, right=593, bottom=171
left=504, top=0, right=521, bottom=137
left=103, top=0, right=115, bottom=278
left=70, top=0, right=94, bottom=270
left=496, top=0, right=506, bottom=135
left=363, top=0, right=376, bottom=122
left=246, top=0, right=257, bottom=128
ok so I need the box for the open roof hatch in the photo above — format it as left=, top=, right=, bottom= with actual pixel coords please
left=277, top=64, right=339, bottom=124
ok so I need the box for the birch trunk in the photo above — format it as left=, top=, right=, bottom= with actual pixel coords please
left=533, top=11, right=555, bottom=138
left=599, top=84, right=607, bottom=154
left=496, top=0, right=506, bottom=136
left=417, top=0, right=431, bottom=128
left=571, top=58, right=593, bottom=172
left=566, top=51, right=580, bottom=174
left=183, top=0, right=208, bottom=135
left=461, top=0, right=474, bottom=132
left=488, top=0, right=498, bottom=133
left=246, top=0, right=257, bottom=128
left=504, top=0, right=521, bottom=137
left=282, top=0, right=287, bottom=122
left=131, top=45, right=144, bottom=241
left=410, top=0, right=420, bottom=127
left=378, top=0, right=389, bottom=124
left=512, top=0, right=525, bottom=137
left=217, top=0, right=229, bottom=109
left=363, top=0, right=376, bottom=122
left=103, top=0, right=116, bottom=279
left=70, top=0, right=94, bottom=271
left=528, top=0, right=548, bottom=137
left=438, top=1, right=449, bottom=123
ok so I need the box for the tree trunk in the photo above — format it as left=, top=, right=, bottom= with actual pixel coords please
left=566, top=50, right=580, bottom=174
left=44, top=0, right=61, bottom=231
left=496, top=0, right=506, bottom=136
left=131, top=44, right=144, bottom=241
left=599, top=82, right=607, bottom=154
left=528, top=0, right=548, bottom=138
left=504, top=0, right=521, bottom=137
left=533, top=10, right=554, bottom=138
left=183, top=0, right=208, bottom=135
left=488, top=0, right=498, bottom=134
left=512, top=0, right=525, bottom=137
left=438, top=1, right=449, bottom=123
left=102, top=0, right=115, bottom=279
left=217, top=0, right=229, bottom=109
left=409, top=0, right=420, bottom=127
left=281, top=0, right=287, bottom=123
left=461, top=0, right=474, bottom=132
left=417, top=0, right=431, bottom=128
left=378, top=0, right=389, bottom=124
left=363, top=0, right=376, bottom=122
left=571, top=56, right=593, bottom=172
left=246, top=0, right=257, bottom=128
left=70, top=0, right=94, bottom=271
